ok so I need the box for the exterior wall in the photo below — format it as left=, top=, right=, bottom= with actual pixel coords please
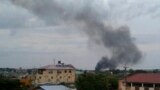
left=149, top=88, right=154, bottom=90
left=20, top=75, right=33, bottom=87
left=35, top=69, right=75, bottom=85
left=119, top=80, right=124, bottom=90
left=119, top=80, right=159, bottom=90
left=139, top=87, right=144, bottom=90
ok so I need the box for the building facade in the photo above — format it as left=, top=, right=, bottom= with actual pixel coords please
left=119, top=73, right=160, bottom=90
left=34, top=63, right=75, bottom=85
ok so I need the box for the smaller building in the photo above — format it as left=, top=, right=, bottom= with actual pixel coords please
left=119, top=73, right=160, bottom=90
left=34, top=62, right=75, bottom=85
left=20, top=75, right=33, bottom=87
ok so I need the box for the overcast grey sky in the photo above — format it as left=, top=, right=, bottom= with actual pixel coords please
left=0, top=0, right=160, bottom=70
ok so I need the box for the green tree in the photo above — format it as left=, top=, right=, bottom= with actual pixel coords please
left=76, top=73, right=108, bottom=90
left=107, top=75, right=118, bottom=90
left=0, top=75, right=27, bottom=90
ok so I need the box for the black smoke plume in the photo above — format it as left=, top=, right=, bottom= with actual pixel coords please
left=11, top=0, right=142, bottom=70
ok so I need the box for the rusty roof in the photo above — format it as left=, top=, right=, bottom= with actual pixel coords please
left=126, top=73, right=160, bottom=84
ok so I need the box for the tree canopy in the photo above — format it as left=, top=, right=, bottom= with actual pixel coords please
left=75, top=73, right=118, bottom=90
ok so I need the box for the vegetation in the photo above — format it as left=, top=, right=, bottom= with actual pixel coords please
left=0, top=74, right=27, bottom=90
left=75, top=73, right=118, bottom=90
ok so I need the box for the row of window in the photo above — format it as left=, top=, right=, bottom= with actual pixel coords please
left=38, top=76, right=71, bottom=79
left=126, top=83, right=160, bottom=88
left=38, top=70, right=72, bottom=74
left=55, top=70, right=72, bottom=74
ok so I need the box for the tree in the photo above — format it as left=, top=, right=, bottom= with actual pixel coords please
left=76, top=73, right=109, bottom=90
left=107, top=75, right=118, bottom=90
left=0, top=74, right=27, bottom=90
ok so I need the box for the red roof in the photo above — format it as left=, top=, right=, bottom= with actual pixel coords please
left=126, top=73, right=160, bottom=84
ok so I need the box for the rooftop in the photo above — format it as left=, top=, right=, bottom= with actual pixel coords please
left=39, top=64, right=75, bottom=70
left=126, top=73, right=160, bottom=84
left=40, top=85, right=70, bottom=90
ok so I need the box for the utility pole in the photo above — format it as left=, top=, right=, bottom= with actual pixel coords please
left=124, top=64, right=128, bottom=90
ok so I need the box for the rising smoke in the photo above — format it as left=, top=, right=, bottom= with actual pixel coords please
left=11, top=0, right=142, bottom=70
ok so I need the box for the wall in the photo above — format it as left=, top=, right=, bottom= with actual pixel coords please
left=35, top=69, right=75, bottom=85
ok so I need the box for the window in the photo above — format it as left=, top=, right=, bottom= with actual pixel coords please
left=38, top=70, right=43, bottom=74
left=132, top=83, right=142, bottom=87
left=68, top=76, right=70, bottom=79
left=143, top=84, right=153, bottom=88
left=57, top=70, right=61, bottom=74
left=126, top=83, right=131, bottom=87
left=51, top=76, right=53, bottom=79
left=39, top=76, right=41, bottom=79
left=155, top=84, right=160, bottom=88
left=49, top=70, right=53, bottom=74
left=65, top=70, right=67, bottom=73
left=60, top=76, right=62, bottom=79
left=69, top=70, right=72, bottom=73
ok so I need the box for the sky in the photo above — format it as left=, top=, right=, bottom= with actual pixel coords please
left=0, top=0, right=160, bottom=70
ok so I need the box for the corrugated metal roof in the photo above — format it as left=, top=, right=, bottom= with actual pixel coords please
left=40, top=85, right=70, bottom=90
left=126, top=73, right=160, bottom=83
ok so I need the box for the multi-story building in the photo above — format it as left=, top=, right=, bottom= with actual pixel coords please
left=119, top=73, right=160, bottom=90
left=34, top=62, right=76, bottom=85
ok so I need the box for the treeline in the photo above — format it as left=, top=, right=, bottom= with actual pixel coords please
left=75, top=73, right=118, bottom=90
left=0, top=75, right=27, bottom=90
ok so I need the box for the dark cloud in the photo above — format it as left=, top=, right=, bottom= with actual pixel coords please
left=11, top=0, right=143, bottom=70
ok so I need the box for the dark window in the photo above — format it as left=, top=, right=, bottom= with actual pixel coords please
left=49, top=70, right=53, bottom=74
left=60, top=76, right=62, bottom=79
left=144, top=84, right=153, bottom=88
left=38, top=70, right=43, bottom=74
left=65, top=70, right=67, bottom=73
left=155, top=84, right=160, bottom=88
left=69, top=70, right=72, bottom=73
left=57, top=70, right=61, bottom=74
left=126, top=83, right=131, bottom=87
left=132, top=83, right=142, bottom=87
left=51, top=76, right=53, bottom=79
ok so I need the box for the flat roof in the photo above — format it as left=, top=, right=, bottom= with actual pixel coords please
left=39, top=64, right=75, bottom=70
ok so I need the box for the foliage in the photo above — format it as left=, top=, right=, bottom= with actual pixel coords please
left=75, top=73, right=118, bottom=90
left=0, top=75, right=27, bottom=90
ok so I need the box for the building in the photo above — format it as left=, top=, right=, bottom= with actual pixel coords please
left=20, top=75, right=33, bottom=87
left=119, top=73, right=160, bottom=90
left=34, top=62, right=76, bottom=85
